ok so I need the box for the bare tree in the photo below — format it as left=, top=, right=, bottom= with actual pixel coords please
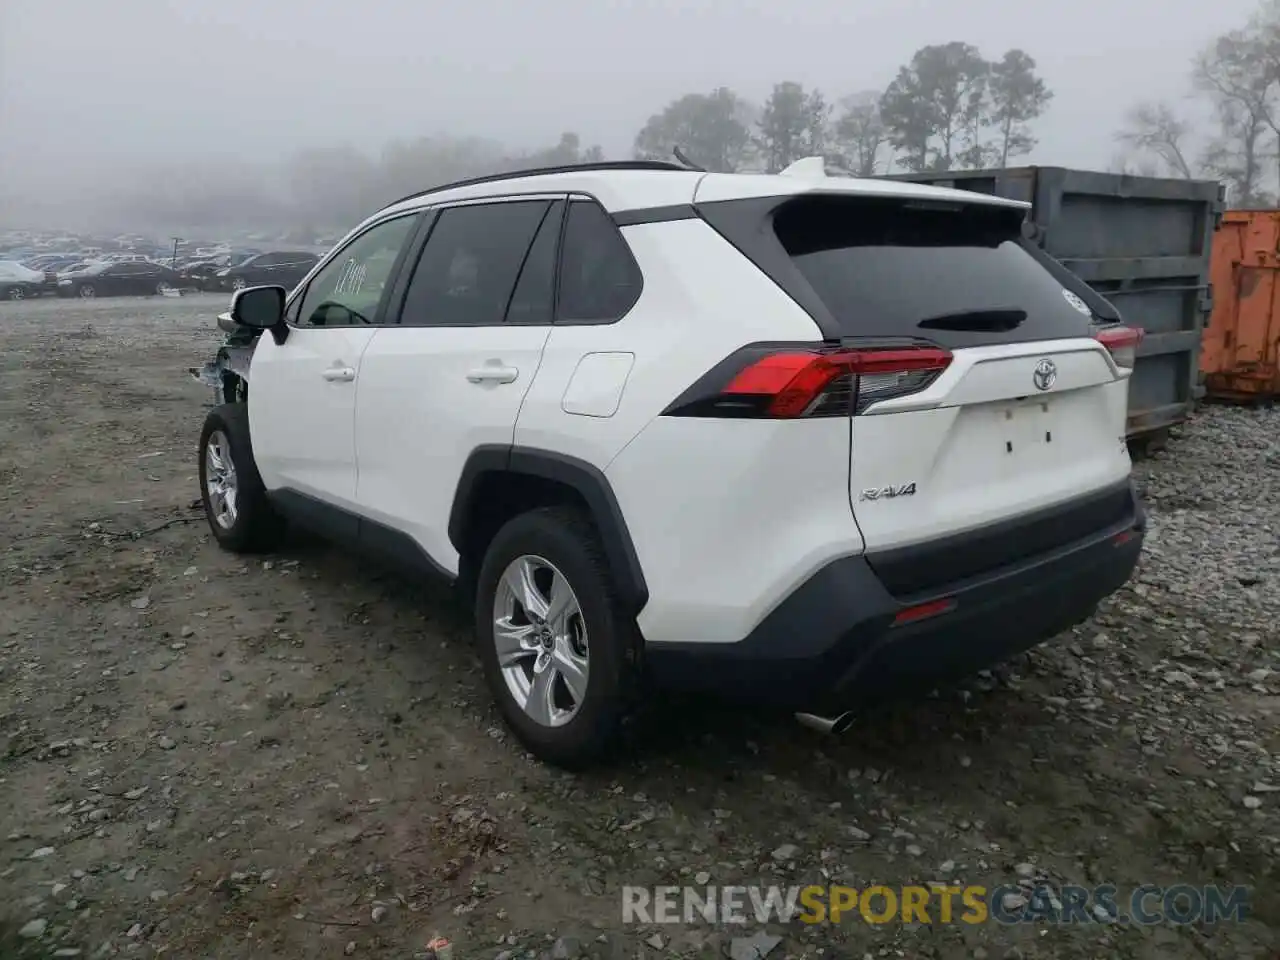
left=1195, top=29, right=1275, bottom=204
left=1115, top=102, right=1197, bottom=178
left=1107, top=152, right=1161, bottom=178
left=829, top=91, right=887, bottom=176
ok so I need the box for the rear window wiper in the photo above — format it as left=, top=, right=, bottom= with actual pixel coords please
left=917, top=309, right=1027, bottom=332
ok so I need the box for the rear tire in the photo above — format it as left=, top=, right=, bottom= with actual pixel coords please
left=198, top=403, right=283, bottom=553
left=3, top=285, right=27, bottom=301
left=475, top=507, right=640, bottom=768
left=77, top=284, right=96, bottom=299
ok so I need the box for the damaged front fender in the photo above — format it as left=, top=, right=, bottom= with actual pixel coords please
left=189, top=310, right=258, bottom=402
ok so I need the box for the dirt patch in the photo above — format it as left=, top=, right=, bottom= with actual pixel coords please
left=0, top=295, right=1277, bottom=959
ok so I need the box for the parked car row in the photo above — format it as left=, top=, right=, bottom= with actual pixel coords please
left=0, top=249, right=322, bottom=300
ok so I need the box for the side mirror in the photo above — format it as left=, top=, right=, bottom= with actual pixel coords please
left=230, top=285, right=288, bottom=343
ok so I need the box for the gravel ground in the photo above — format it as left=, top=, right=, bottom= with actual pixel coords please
left=0, top=294, right=1277, bottom=960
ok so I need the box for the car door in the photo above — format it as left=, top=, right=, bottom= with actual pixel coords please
left=247, top=213, right=422, bottom=515
left=280, top=254, right=315, bottom=291
left=244, top=253, right=272, bottom=285
left=134, top=262, right=160, bottom=294
left=354, top=196, right=563, bottom=575
left=101, top=263, right=130, bottom=295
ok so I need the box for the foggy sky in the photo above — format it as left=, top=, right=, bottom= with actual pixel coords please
left=0, top=0, right=1263, bottom=220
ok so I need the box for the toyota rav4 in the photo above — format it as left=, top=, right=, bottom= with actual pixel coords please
left=193, top=159, right=1146, bottom=766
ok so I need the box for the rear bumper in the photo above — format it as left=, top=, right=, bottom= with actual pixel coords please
left=644, top=482, right=1145, bottom=709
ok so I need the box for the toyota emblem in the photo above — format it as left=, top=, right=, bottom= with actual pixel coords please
left=1033, top=358, right=1058, bottom=392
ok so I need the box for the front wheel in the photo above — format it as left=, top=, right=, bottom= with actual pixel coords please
left=3, top=285, right=27, bottom=301
left=475, top=507, right=640, bottom=768
left=156, top=281, right=174, bottom=295
left=198, top=403, right=282, bottom=552
left=77, top=284, right=96, bottom=299
left=230, top=277, right=247, bottom=291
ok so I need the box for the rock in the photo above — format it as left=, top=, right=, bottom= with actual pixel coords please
left=1014, top=862, right=1036, bottom=878
left=370, top=905, right=388, bottom=923
left=728, top=932, right=783, bottom=960
left=53, top=950, right=82, bottom=958
left=149, top=890, right=168, bottom=901
left=345, top=942, right=357, bottom=956
left=130, top=595, right=150, bottom=610
left=18, top=918, right=48, bottom=939
left=157, top=737, right=176, bottom=751
left=694, top=871, right=711, bottom=885
left=939, top=860, right=955, bottom=874
left=905, top=844, right=923, bottom=857
left=180, top=626, right=195, bottom=638
left=644, top=933, right=666, bottom=950
left=1243, top=796, right=1262, bottom=810
left=1252, top=782, right=1280, bottom=793
left=29, top=846, right=55, bottom=859
left=959, top=755, right=972, bottom=768
left=219, top=670, right=233, bottom=682
left=770, top=843, right=798, bottom=861
left=846, top=826, right=871, bottom=841
left=127, top=923, right=143, bottom=938
left=1001, top=892, right=1027, bottom=912
left=550, top=936, right=581, bottom=959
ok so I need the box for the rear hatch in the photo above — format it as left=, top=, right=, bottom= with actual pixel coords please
left=699, top=191, right=1138, bottom=593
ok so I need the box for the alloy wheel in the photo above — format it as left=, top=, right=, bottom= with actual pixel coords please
left=492, top=555, right=590, bottom=728
left=204, top=430, right=238, bottom=529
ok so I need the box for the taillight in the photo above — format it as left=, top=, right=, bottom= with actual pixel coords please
left=662, top=343, right=953, bottom=419
left=1094, top=325, right=1142, bottom=370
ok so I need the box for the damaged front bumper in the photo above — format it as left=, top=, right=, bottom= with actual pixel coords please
left=189, top=310, right=256, bottom=398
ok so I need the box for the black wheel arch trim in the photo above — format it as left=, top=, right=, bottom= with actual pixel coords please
left=449, top=445, right=649, bottom=612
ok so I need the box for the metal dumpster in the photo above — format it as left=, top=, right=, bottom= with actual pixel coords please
left=1202, top=209, right=1280, bottom=400
left=882, top=166, right=1225, bottom=438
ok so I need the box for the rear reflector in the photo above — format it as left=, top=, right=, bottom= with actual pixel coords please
left=1094, top=325, right=1142, bottom=370
left=892, top=596, right=956, bottom=626
left=665, top=343, right=952, bottom=419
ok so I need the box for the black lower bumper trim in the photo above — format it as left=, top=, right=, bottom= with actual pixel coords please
left=645, top=487, right=1145, bottom=709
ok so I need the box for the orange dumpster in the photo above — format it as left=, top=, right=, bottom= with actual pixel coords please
left=1203, top=209, right=1280, bottom=400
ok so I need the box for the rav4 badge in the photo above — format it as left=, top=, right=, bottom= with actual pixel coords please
left=859, top=483, right=917, bottom=502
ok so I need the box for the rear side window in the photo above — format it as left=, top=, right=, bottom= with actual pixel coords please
left=399, top=200, right=550, bottom=327
left=712, top=196, right=1095, bottom=348
left=505, top=200, right=563, bottom=325
left=557, top=200, right=642, bottom=323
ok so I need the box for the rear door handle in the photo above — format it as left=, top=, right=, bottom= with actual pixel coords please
left=322, top=366, right=356, bottom=382
left=466, top=365, right=519, bottom=384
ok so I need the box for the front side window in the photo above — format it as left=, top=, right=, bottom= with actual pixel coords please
left=294, top=215, right=418, bottom=328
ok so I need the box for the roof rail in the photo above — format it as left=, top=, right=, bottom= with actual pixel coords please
left=379, top=160, right=690, bottom=212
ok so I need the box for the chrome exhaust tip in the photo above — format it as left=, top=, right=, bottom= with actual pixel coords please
left=795, top=711, right=855, bottom=736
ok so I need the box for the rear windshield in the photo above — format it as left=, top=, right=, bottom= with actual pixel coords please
left=765, top=196, right=1096, bottom=347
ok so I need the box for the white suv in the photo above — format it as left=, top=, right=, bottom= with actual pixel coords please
left=196, top=159, right=1146, bottom=766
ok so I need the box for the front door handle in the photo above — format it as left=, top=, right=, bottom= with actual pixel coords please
left=466, top=365, right=519, bottom=384
left=322, top=366, right=356, bottom=382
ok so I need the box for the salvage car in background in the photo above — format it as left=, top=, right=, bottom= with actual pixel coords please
left=177, top=260, right=226, bottom=290
left=56, top=261, right=182, bottom=299
left=0, top=260, right=48, bottom=300
left=215, top=251, right=319, bottom=292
